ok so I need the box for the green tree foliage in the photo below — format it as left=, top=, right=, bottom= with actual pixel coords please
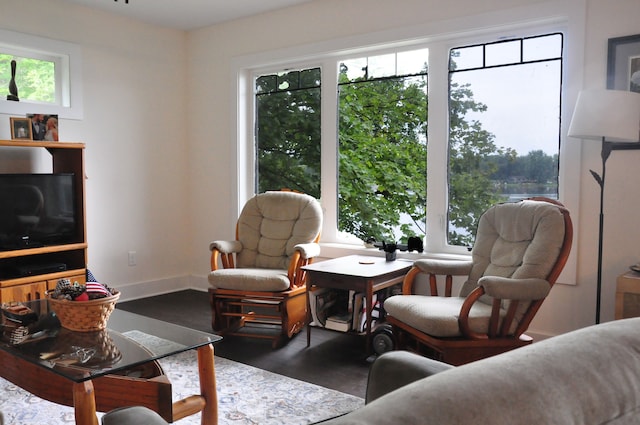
left=448, top=81, right=510, bottom=246
left=255, top=70, right=321, bottom=197
left=255, top=65, right=558, bottom=248
left=487, top=150, right=558, bottom=184
left=0, top=55, right=55, bottom=103
left=337, top=71, right=427, bottom=243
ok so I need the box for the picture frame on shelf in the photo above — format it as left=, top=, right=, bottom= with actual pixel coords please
left=9, top=117, right=32, bottom=141
left=27, top=113, right=47, bottom=141
left=27, top=113, right=59, bottom=141
left=607, top=33, right=640, bottom=92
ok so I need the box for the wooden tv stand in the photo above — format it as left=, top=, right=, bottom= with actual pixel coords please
left=0, top=140, right=87, bottom=303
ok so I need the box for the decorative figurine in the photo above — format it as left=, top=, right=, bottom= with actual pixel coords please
left=7, top=59, right=19, bottom=101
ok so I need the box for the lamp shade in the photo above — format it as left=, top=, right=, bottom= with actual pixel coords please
left=568, top=89, right=640, bottom=142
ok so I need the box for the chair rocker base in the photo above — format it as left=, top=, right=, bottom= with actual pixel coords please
left=209, top=286, right=307, bottom=349
left=388, top=316, right=532, bottom=366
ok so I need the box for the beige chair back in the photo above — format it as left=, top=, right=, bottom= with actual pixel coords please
left=236, top=191, right=322, bottom=270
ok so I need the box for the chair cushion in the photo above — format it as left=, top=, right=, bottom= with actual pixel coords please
left=209, top=268, right=291, bottom=291
left=383, top=295, right=501, bottom=337
left=236, top=191, right=322, bottom=270
left=462, top=199, right=566, bottom=297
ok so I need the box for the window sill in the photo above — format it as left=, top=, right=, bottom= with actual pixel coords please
left=318, top=242, right=471, bottom=262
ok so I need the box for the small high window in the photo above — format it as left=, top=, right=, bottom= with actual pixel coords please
left=0, top=29, right=83, bottom=119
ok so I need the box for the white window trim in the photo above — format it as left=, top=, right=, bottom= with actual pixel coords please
left=231, top=0, right=585, bottom=285
left=0, top=29, right=83, bottom=120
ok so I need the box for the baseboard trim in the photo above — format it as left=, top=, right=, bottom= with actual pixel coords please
left=526, top=330, right=554, bottom=341
left=116, top=274, right=210, bottom=302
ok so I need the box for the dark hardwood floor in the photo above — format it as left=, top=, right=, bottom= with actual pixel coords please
left=116, top=289, right=371, bottom=398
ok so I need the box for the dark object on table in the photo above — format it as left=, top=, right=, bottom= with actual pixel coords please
left=7, top=59, right=19, bottom=101
left=407, top=236, right=424, bottom=253
left=374, top=237, right=423, bottom=253
left=1, top=303, right=38, bottom=325
left=7, top=311, right=61, bottom=345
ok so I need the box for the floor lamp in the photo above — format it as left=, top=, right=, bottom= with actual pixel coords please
left=568, top=89, right=640, bottom=324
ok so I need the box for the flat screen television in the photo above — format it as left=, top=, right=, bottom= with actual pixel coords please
left=0, top=173, right=79, bottom=251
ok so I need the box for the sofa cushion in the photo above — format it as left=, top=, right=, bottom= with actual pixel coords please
left=321, top=318, right=640, bottom=425
left=101, top=406, right=168, bottom=425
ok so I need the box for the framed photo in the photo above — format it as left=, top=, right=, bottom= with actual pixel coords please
left=10, top=117, right=32, bottom=141
left=607, top=33, right=640, bottom=92
left=27, top=113, right=46, bottom=141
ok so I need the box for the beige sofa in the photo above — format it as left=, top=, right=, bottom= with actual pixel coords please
left=103, top=318, right=640, bottom=424
left=321, top=317, right=640, bottom=424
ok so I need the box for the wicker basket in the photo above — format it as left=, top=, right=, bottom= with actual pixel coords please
left=48, top=290, right=120, bottom=332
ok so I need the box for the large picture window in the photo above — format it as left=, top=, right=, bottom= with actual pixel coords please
left=448, top=33, right=563, bottom=246
left=249, top=29, right=564, bottom=254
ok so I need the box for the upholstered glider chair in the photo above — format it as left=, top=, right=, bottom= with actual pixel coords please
left=208, top=190, right=323, bottom=348
left=384, top=197, right=572, bottom=365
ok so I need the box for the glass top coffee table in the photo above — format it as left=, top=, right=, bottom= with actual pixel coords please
left=0, top=299, right=222, bottom=425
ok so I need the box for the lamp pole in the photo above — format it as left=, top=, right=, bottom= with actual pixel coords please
left=593, top=140, right=640, bottom=324
left=592, top=140, right=611, bottom=324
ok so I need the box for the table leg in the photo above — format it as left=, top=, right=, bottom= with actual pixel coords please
left=365, top=280, right=374, bottom=354
left=73, top=381, right=99, bottom=425
left=306, top=284, right=312, bottom=347
left=198, top=344, right=218, bottom=425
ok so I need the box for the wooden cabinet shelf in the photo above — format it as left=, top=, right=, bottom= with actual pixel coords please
left=0, top=140, right=87, bottom=303
left=0, top=243, right=87, bottom=259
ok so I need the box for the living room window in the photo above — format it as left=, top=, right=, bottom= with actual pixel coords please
left=337, top=49, right=428, bottom=244
left=255, top=67, right=321, bottom=198
left=447, top=33, right=563, bottom=246
left=0, top=29, right=83, bottom=119
left=242, top=26, right=570, bottom=256
left=0, top=53, right=57, bottom=104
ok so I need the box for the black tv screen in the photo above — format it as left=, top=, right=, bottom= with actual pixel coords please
left=0, top=173, right=78, bottom=251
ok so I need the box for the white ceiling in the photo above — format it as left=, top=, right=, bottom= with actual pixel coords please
left=58, top=0, right=316, bottom=31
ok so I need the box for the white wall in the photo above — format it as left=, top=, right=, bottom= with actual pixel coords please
left=0, top=0, right=192, bottom=296
left=1, top=0, right=639, bottom=338
left=534, top=0, right=640, bottom=335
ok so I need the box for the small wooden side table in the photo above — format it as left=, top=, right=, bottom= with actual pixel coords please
left=615, top=271, right=640, bottom=319
left=302, top=255, right=413, bottom=355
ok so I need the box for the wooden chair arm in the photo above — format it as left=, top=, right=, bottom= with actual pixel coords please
left=210, top=248, right=237, bottom=271
left=402, top=266, right=461, bottom=297
left=209, top=240, right=242, bottom=271
left=287, top=250, right=314, bottom=289
left=403, top=267, right=452, bottom=296
left=458, top=286, right=489, bottom=340
left=458, top=286, right=524, bottom=340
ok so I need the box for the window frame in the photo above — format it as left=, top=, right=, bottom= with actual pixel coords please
left=0, top=29, right=83, bottom=120
left=231, top=4, right=584, bottom=285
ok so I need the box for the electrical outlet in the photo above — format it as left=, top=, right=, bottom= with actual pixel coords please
left=128, top=251, right=137, bottom=266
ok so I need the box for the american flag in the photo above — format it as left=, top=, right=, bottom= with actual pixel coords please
left=86, top=281, right=111, bottom=296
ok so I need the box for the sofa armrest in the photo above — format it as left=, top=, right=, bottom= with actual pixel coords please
left=365, top=351, right=453, bottom=404
left=101, top=406, right=168, bottom=425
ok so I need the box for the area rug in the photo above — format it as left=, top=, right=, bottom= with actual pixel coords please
left=0, top=332, right=363, bottom=425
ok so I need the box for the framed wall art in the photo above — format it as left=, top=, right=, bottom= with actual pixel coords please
left=607, top=33, right=640, bottom=92
left=9, top=117, right=32, bottom=141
